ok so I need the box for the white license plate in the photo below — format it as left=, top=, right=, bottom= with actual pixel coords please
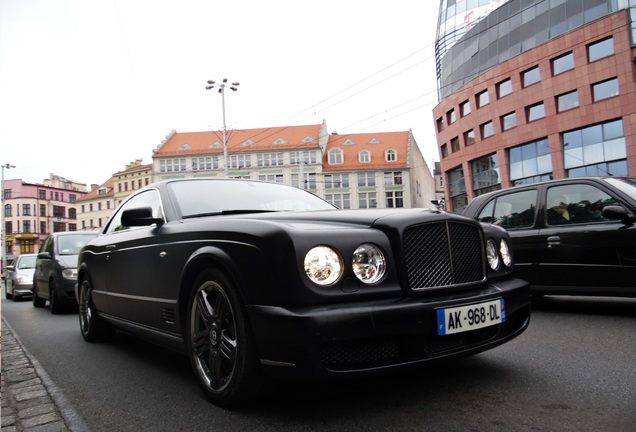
left=437, top=299, right=506, bottom=336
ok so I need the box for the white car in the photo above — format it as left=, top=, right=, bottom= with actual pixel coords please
left=4, top=254, right=37, bottom=300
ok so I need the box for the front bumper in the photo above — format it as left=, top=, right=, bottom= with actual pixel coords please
left=248, top=277, right=531, bottom=378
left=12, top=281, right=33, bottom=297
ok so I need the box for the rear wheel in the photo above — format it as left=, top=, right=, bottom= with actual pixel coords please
left=186, top=268, right=262, bottom=407
left=78, top=278, right=113, bottom=341
left=32, top=282, right=46, bottom=308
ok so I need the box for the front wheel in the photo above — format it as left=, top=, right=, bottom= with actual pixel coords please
left=5, top=283, right=13, bottom=300
left=186, top=268, right=262, bottom=407
left=78, top=278, right=113, bottom=342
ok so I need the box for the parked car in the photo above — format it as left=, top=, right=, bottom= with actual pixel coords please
left=33, top=231, right=98, bottom=313
left=4, top=253, right=37, bottom=300
left=462, top=177, right=636, bottom=298
left=77, top=178, right=531, bottom=406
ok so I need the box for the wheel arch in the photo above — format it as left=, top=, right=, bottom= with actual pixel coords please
left=177, top=246, right=253, bottom=337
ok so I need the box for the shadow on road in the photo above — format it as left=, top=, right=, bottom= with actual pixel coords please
left=532, top=295, right=636, bottom=316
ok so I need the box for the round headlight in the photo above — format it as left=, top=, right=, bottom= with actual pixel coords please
left=500, top=239, right=512, bottom=267
left=304, top=246, right=343, bottom=286
left=486, top=239, right=500, bottom=270
left=352, top=243, right=386, bottom=284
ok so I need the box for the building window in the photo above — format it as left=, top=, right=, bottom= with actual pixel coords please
left=359, top=150, right=371, bottom=163
left=451, top=137, right=460, bottom=152
left=325, top=193, right=350, bottom=209
left=522, top=66, right=540, bottom=87
left=497, top=78, right=512, bottom=98
left=358, top=192, right=377, bottom=209
left=588, top=37, right=614, bottom=62
left=480, top=121, right=494, bottom=138
left=509, top=138, right=553, bottom=185
left=290, top=151, right=318, bottom=164
left=385, top=149, right=397, bottom=162
left=527, top=102, right=546, bottom=122
left=384, top=172, right=402, bottom=186
left=193, top=156, right=218, bottom=171
left=557, top=90, right=580, bottom=112
left=552, top=52, right=574, bottom=75
left=436, top=117, right=445, bottom=132
left=501, top=112, right=517, bottom=131
left=460, top=100, right=471, bottom=116
left=447, top=109, right=456, bottom=124
left=39, top=190, right=46, bottom=200
left=464, top=129, right=475, bottom=146
left=385, top=191, right=403, bottom=208
left=257, top=153, right=284, bottom=167
left=477, top=90, right=489, bottom=108
left=447, top=166, right=467, bottom=211
left=324, top=173, right=349, bottom=189
left=22, top=204, right=31, bottom=216
left=258, top=174, right=284, bottom=183
left=328, top=148, right=343, bottom=165
left=292, top=173, right=317, bottom=189
left=40, top=204, right=46, bottom=217
left=562, top=119, right=628, bottom=177
left=229, top=154, right=251, bottom=169
left=4, top=204, right=11, bottom=217
left=159, top=158, right=187, bottom=172
left=357, top=172, right=376, bottom=187
left=592, top=78, right=619, bottom=102
left=441, top=144, right=448, bottom=158
left=471, top=153, right=501, bottom=197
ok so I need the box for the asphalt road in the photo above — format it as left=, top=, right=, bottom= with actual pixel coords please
left=2, top=295, right=635, bottom=432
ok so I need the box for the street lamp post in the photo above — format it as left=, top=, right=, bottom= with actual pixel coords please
left=1, top=163, right=16, bottom=281
left=205, top=78, right=239, bottom=177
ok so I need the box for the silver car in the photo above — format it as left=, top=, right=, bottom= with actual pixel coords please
left=4, top=254, right=37, bottom=300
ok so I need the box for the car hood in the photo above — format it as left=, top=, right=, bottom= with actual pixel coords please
left=196, top=208, right=477, bottom=230
left=56, top=254, right=79, bottom=268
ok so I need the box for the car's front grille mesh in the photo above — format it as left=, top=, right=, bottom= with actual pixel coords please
left=403, top=222, right=484, bottom=289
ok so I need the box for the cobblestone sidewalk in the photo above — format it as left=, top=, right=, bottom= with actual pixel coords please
left=1, top=319, right=73, bottom=432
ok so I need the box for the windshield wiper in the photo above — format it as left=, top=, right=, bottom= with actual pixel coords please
left=183, top=209, right=276, bottom=219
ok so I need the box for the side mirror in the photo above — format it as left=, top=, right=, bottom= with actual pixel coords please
left=602, top=205, right=635, bottom=226
left=37, top=252, right=51, bottom=260
left=121, top=207, right=164, bottom=227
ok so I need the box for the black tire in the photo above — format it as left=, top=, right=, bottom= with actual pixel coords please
left=78, top=278, right=113, bottom=342
left=5, top=283, right=13, bottom=300
left=49, top=279, right=63, bottom=314
left=32, top=282, right=46, bottom=308
left=186, top=268, right=262, bottom=407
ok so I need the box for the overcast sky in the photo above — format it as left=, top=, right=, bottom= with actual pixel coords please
left=0, top=0, right=440, bottom=187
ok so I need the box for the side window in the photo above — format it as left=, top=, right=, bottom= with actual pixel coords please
left=546, top=184, right=619, bottom=225
left=477, top=190, right=538, bottom=229
left=104, top=190, right=163, bottom=235
left=41, top=236, right=53, bottom=254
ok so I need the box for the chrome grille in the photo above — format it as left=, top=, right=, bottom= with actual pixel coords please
left=403, top=222, right=484, bottom=289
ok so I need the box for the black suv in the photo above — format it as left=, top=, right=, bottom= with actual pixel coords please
left=33, top=231, right=98, bottom=313
left=462, top=177, right=636, bottom=298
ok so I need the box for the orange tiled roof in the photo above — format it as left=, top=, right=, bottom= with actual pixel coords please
left=76, top=177, right=114, bottom=202
left=322, top=131, right=410, bottom=171
left=153, top=124, right=325, bottom=157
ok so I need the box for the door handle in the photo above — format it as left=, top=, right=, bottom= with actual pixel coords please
left=547, top=236, right=560, bottom=247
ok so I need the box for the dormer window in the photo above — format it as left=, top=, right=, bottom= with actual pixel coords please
left=359, top=150, right=371, bottom=163
left=301, top=136, right=315, bottom=143
left=368, top=138, right=382, bottom=144
left=177, top=143, right=192, bottom=150
left=342, top=139, right=356, bottom=146
left=273, top=138, right=287, bottom=145
left=385, top=149, right=397, bottom=162
left=241, top=139, right=256, bottom=147
left=209, top=142, right=223, bottom=148
left=329, top=148, right=343, bottom=164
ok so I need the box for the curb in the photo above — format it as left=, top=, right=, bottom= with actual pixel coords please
left=1, top=317, right=89, bottom=432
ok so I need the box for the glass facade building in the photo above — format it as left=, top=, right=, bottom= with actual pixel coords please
left=434, top=0, right=636, bottom=211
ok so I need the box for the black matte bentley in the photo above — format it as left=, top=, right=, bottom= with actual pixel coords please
left=77, top=178, right=531, bottom=406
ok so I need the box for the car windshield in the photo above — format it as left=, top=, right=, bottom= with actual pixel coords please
left=603, top=177, right=636, bottom=201
left=56, top=233, right=98, bottom=255
left=17, top=256, right=36, bottom=269
left=169, top=179, right=336, bottom=218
